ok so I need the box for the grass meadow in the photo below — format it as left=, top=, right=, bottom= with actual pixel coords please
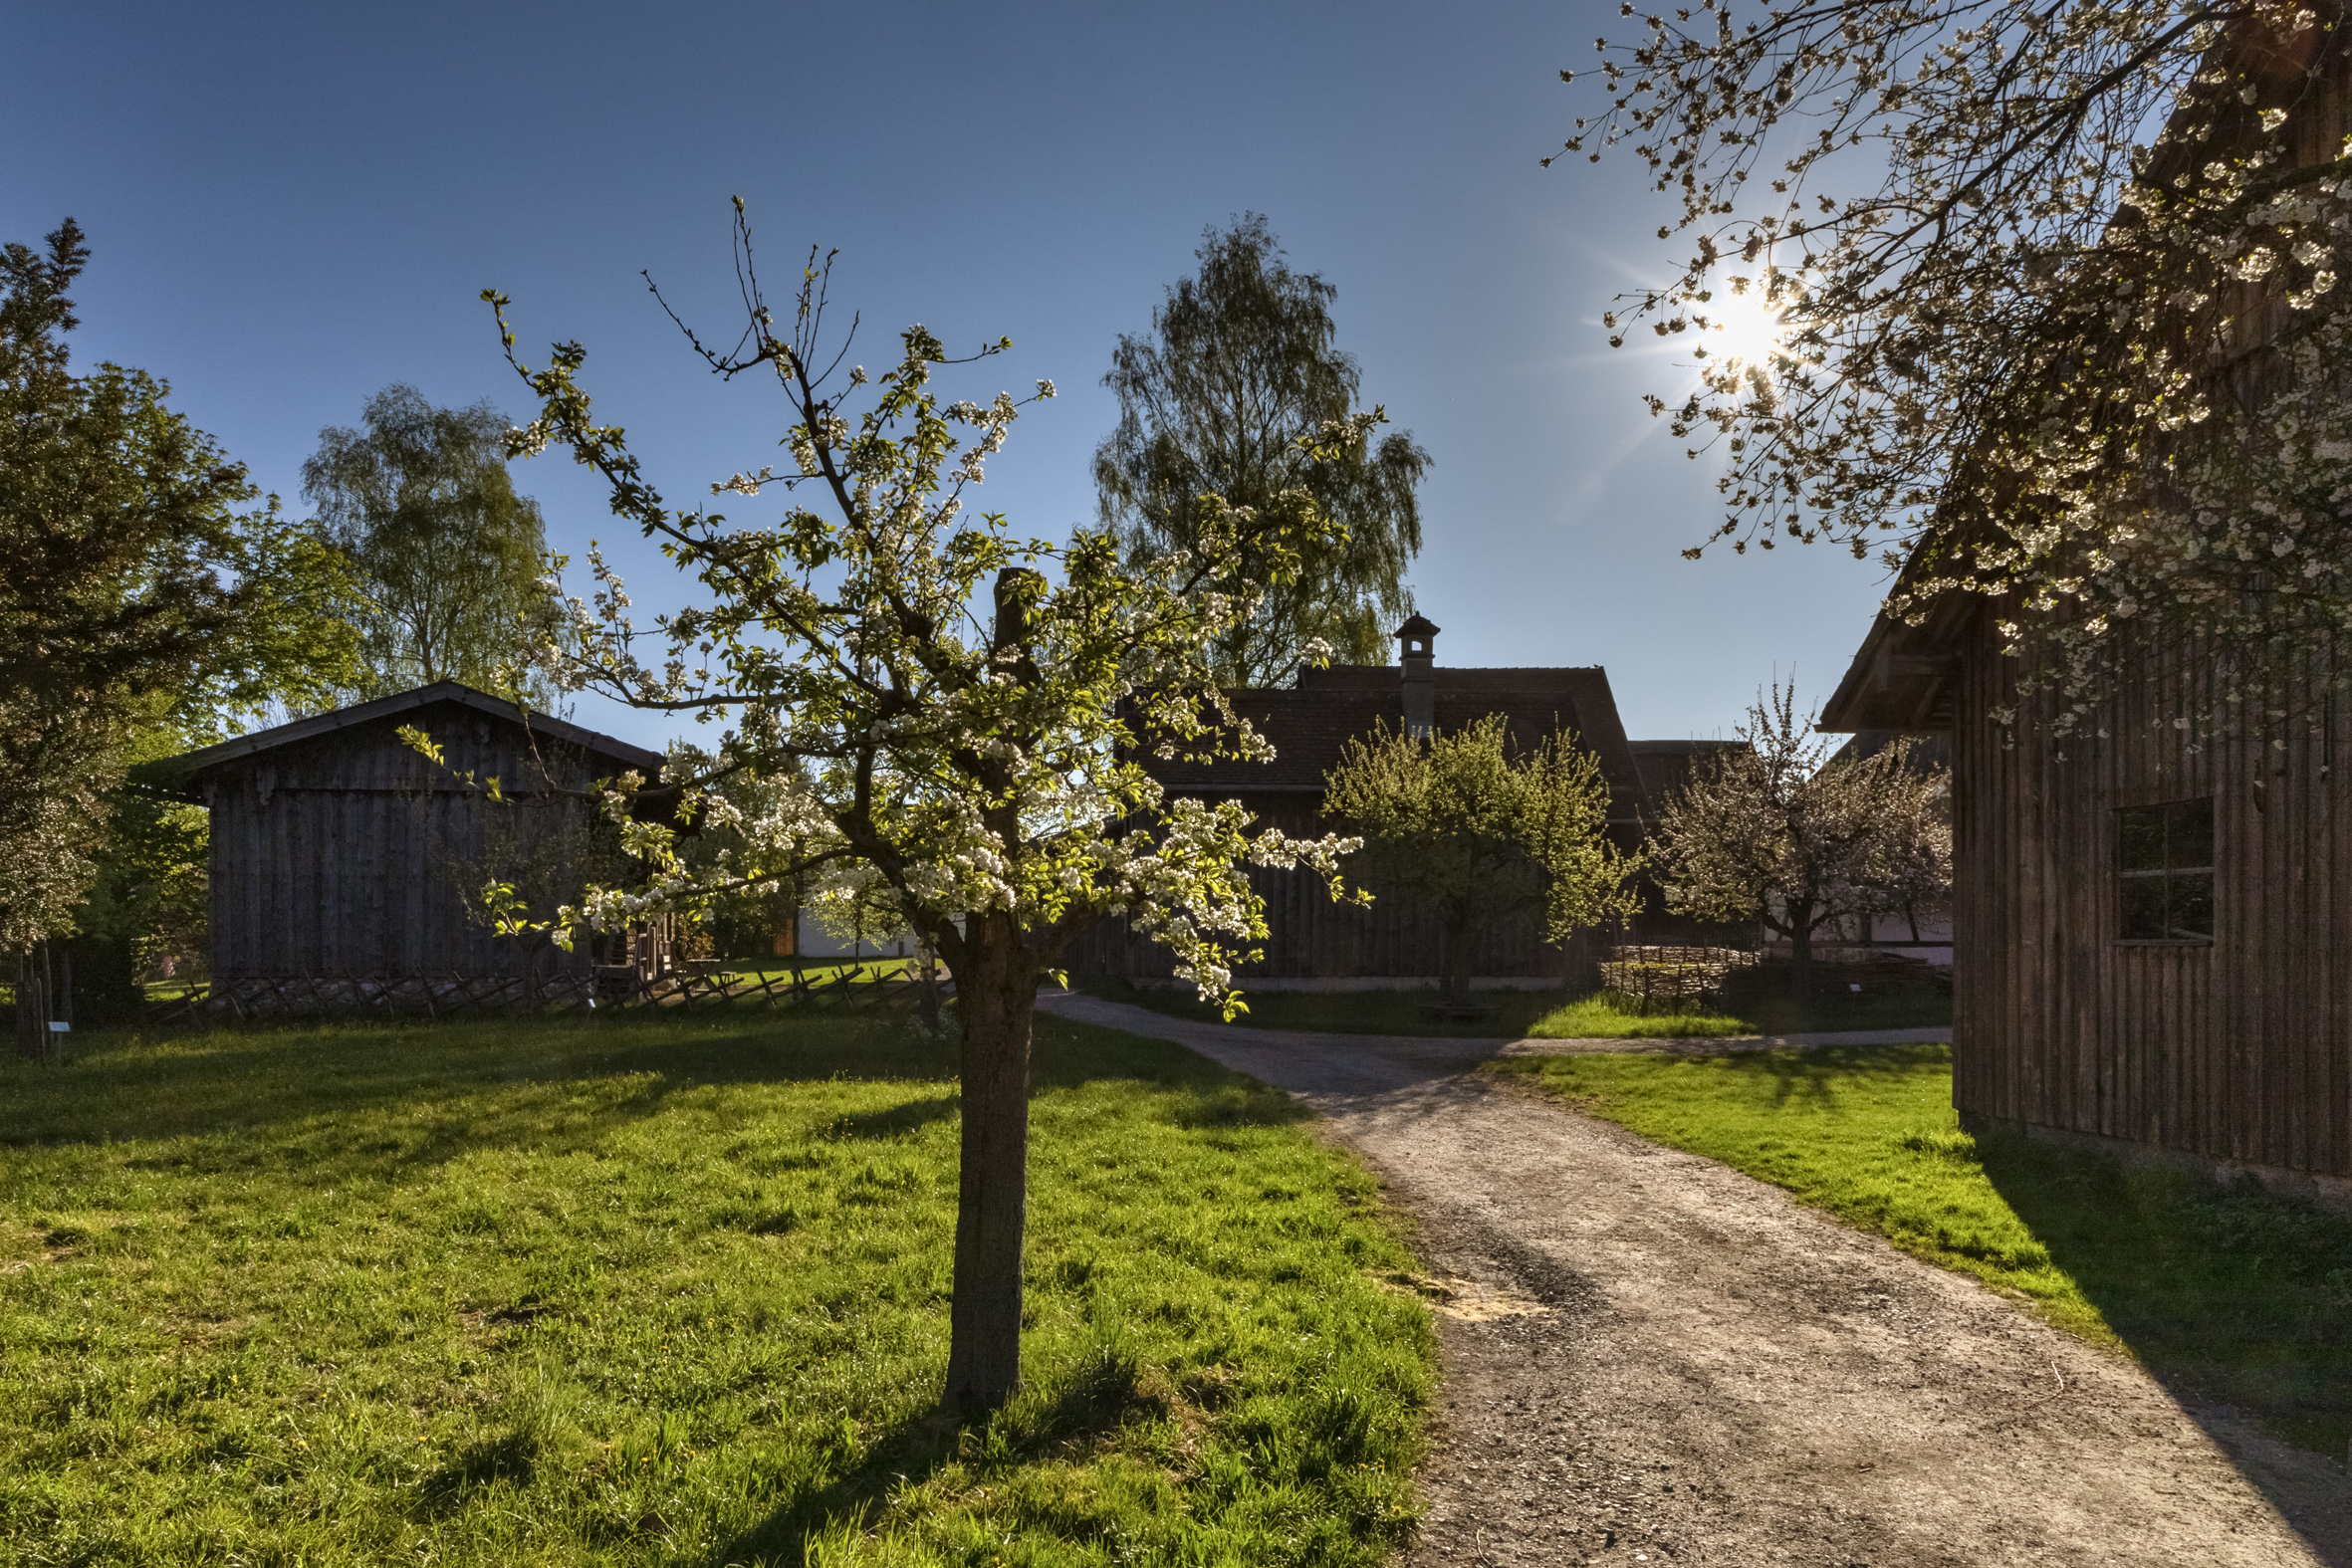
left=1072, top=979, right=1951, bottom=1040
left=0, top=1009, right=1434, bottom=1567
left=1495, top=1042, right=2352, bottom=1459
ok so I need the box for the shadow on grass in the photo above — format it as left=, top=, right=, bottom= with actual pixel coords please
left=706, top=1345, right=1161, bottom=1567
left=1729, top=1040, right=1953, bottom=1113
left=0, top=1009, right=1250, bottom=1182
left=417, top=1430, right=540, bottom=1516
left=830, top=1095, right=962, bottom=1142
left=1978, top=1130, right=2352, bottom=1464
left=1732, top=991, right=1955, bottom=1036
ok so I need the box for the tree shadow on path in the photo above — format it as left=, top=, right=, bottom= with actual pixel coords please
left=1980, top=1131, right=2352, bottom=1562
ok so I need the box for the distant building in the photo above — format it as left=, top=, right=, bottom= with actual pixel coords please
left=1065, top=618, right=1745, bottom=983
left=146, top=683, right=674, bottom=989
left=794, top=913, right=909, bottom=961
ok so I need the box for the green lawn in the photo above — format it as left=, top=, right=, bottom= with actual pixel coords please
left=1072, top=978, right=1951, bottom=1039
left=1495, top=1043, right=2352, bottom=1458
left=719, top=957, right=915, bottom=983
left=0, top=1010, right=1433, bottom=1566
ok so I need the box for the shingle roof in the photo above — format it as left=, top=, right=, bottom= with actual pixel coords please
left=1145, top=663, right=1648, bottom=815
left=1626, top=739, right=1749, bottom=801
left=141, top=681, right=663, bottom=786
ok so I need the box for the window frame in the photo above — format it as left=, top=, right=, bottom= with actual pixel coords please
left=2113, top=796, right=2216, bottom=946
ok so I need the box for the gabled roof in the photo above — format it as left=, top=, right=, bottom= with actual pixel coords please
left=1626, top=739, right=1748, bottom=801
left=1818, top=586, right=1974, bottom=734
left=1144, top=662, right=1648, bottom=813
left=141, top=681, right=665, bottom=787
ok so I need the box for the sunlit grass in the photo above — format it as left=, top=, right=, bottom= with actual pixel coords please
left=0, top=1011, right=1433, bottom=1566
left=1074, top=978, right=1950, bottom=1040
left=1496, top=1042, right=2352, bottom=1456
left=1524, top=995, right=1751, bottom=1038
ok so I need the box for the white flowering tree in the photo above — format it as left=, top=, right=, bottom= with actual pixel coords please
left=1563, top=1, right=2352, bottom=736
left=479, top=203, right=1360, bottom=1413
left=1648, top=684, right=1953, bottom=992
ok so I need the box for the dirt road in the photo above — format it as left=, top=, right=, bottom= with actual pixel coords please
left=1041, top=993, right=2351, bottom=1567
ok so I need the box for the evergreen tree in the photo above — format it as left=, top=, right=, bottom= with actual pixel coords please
left=0, top=219, right=353, bottom=1047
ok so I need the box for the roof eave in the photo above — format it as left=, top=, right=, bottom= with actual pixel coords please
left=1819, top=606, right=1969, bottom=733
left=141, top=682, right=666, bottom=786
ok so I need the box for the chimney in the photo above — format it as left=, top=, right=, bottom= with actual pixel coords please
left=1396, top=613, right=1439, bottom=739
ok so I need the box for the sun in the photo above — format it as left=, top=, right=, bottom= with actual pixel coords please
left=1702, top=288, right=1791, bottom=370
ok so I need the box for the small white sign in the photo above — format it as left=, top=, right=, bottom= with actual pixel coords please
left=47, top=1021, right=70, bottom=1032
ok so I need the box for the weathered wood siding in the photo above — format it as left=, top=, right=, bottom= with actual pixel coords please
left=204, top=711, right=607, bottom=980
left=1062, top=865, right=1593, bottom=982
left=1954, top=614, right=2352, bottom=1179
left=1061, top=791, right=1605, bottom=982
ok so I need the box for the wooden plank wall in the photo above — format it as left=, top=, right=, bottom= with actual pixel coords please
left=1954, top=614, right=2352, bottom=1179
left=1060, top=861, right=1592, bottom=982
left=1061, top=791, right=1608, bottom=983
left=206, top=713, right=606, bottom=980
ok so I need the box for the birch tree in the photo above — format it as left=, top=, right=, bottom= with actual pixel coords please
left=1095, top=215, right=1430, bottom=685
left=303, top=385, right=564, bottom=706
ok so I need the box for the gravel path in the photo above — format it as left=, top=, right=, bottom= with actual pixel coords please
left=1042, top=993, right=2352, bottom=1567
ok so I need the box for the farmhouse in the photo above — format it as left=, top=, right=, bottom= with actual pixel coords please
left=1066, top=617, right=1741, bottom=983
left=146, top=682, right=673, bottom=997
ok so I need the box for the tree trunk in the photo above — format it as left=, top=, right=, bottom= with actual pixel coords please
left=1437, top=917, right=1469, bottom=1002
left=1786, top=902, right=1815, bottom=998
left=14, top=944, right=52, bottom=1060
left=941, top=913, right=1034, bottom=1415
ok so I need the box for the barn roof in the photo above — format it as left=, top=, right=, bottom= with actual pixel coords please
left=1626, top=739, right=1748, bottom=801
left=142, top=681, right=664, bottom=791
left=1144, top=661, right=1648, bottom=812
left=1820, top=19, right=2330, bottom=739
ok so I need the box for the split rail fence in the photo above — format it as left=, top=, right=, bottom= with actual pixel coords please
left=144, top=963, right=940, bottom=1026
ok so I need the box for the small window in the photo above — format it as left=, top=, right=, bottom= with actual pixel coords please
left=2117, top=798, right=2214, bottom=942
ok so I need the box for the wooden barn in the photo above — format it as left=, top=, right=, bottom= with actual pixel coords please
left=1825, top=605, right=2352, bottom=1210
left=146, top=683, right=671, bottom=997
left=1820, top=20, right=2352, bottom=1210
left=1065, top=617, right=1734, bottom=984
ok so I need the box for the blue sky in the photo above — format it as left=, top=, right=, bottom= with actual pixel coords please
left=10, top=0, right=1888, bottom=752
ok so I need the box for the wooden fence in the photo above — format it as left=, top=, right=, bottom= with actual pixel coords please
left=144, top=964, right=937, bottom=1026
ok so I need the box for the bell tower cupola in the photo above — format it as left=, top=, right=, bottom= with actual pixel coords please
left=1396, top=613, right=1439, bottom=738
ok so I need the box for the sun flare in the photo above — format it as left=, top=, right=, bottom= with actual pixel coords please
left=1703, top=289, right=1791, bottom=370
